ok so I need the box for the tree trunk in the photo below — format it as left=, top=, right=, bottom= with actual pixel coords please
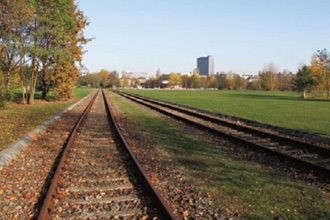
left=303, top=90, right=307, bottom=99
left=22, top=83, right=27, bottom=105
left=41, top=74, right=47, bottom=99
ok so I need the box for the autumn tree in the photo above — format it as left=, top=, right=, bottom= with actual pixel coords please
left=224, top=72, right=235, bottom=90
left=316, top=49, right=330, bottom=99
left=108, top=71, right=119, bottom=88
left=52, top=0, right=90, bottom=99
left=293, top=65, right=316, bottom=98
left=260, top=71, right=278, bottom=90
left=207, top=74, right=219, bottom=88
left=259, top=63, right=278, bottom=91
left=120, top=71, right=129, bottom=88
left=0, top=0, right=34, bottom=102
left=28, top=0, right=79, bottom=99
left=310, top=54, right=324, bottom=96
left=217, top=73, right=227, bottom=89
left=189, top=68, right=200, bottom=88
left=250, top=79, right=260, bottom=91
left=181, top=75, right=189, bottom=88
left=97, top=69, right=110, bottom=87
left=189, top=75, right=200, bottom=88
left=0, top=0, right=90, bottom=103
left=277, top=70, right=294, bottom=91
left=233, top=74, right=247, bottom=90
left=169, top=72, right=181, bottom=87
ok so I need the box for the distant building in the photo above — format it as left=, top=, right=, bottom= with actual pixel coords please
left=197, top=55, right=214, bottom=76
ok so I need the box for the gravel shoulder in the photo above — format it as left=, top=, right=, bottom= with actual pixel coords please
left=0, top=93, right=94, bottom=219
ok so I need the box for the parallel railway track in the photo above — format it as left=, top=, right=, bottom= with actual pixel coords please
left=38, top=90, right=177, bottom=219
left=115, top=91, right=330, bottom=179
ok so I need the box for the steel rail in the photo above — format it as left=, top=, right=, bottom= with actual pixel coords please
left=102, top=90, right=177, bottom=220
left=115, top=91, right=330, bottom=178
left=38, top=89, right=99, bottom=220
left=117, top=91, right=330, bottom=156
left=38, top=89, right=177, bottom=219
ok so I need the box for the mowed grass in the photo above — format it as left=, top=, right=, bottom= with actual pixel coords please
left=124, top=90, right=330, bottom=137
left=0, top=88, right=95, bottom=150
left=109, top=92, right=330, bottom=220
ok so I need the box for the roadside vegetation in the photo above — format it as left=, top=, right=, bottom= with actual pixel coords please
left=125, top=90, right=330, bottom=137
left=0, top=88, right=94, bottom=151
left=109, top=92, right=330, bottom=220
left=0, top=0, right=90, bottom=107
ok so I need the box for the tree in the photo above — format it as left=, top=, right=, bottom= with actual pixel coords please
left=250, top=80, right=260, bottom=91
left=310, top=54, right=324, bottom=96
left=189, top=74, right=200, bottom=88
left=52, top=1, right=90, bottom=99
left=233, top=74, right=247, bottom=90
left=181, top=75, right=189, bottom=88
left=260, top=70, right=278, bottom=90
left=293, top=65, right=316, bottom=99
left=217, top=73, right=227, bottom=89
left=316, top=49, right=330, bottom=99
left=0, top=0, right=34, bottom=102
left=207, top=74, right=218, bottom=88
left=225, top=72, right=235, bottom=90
left=98, top=69, right=110, bottom=87
left=120, top=71, right=129, bottom=88
left=108, top=71, right=119, bottom=88
left=169, top=72, right=181, bottom=87
left=0, top=0, right=89, bottom=103
left=200, top=77, right=208, bottom=88
left=278, top=70, right=294, bottom=91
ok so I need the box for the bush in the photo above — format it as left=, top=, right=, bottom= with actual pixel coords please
left=0, top=86, right=17, bottom=107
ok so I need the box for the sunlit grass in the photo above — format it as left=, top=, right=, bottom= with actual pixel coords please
left=124, top=90, right=330, bottom=137
left=110, top=92, right=330, bottom=219
left=0, top=88, right=95, bottom=150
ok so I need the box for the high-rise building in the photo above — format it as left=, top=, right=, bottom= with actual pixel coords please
left=197, top=55, right=214, bottom=76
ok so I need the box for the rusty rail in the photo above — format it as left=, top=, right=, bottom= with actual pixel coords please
left=38, top=90, right=99, bottom=220
left=116, top=90, right=330, bottom=179
left=102, top=89, right=177, bottom=220
left=38, top=89, right=177, bottom=219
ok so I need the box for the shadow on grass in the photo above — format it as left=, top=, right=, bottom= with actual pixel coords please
left=13, top=91, right=55, bottom=100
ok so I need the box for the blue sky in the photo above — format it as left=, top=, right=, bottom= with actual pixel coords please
left=77, top=0, right=330, bottom=76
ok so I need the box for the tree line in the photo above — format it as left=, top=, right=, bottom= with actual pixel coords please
left=76, top=69, right=120, bottom=88
left=142, top=67, right=295, bottom=91
left=76, top=50, right=330, bottom=100
left=0, top=0, right=89, bottom=106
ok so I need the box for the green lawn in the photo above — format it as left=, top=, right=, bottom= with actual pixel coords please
left=0, top=88, right=95, bottom=150
left=124, top=90, right=330, bottom=137
left=109, top=92, right=330, bottom=220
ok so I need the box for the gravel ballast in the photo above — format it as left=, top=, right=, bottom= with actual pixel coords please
left=0, top=94, right=94, bottom=219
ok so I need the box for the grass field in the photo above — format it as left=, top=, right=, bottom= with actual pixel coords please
left=109, top=92, right=330, bottom=220
left=124, top=90, right=330, bottom=137
left=0, top=88, right=95, bottom=150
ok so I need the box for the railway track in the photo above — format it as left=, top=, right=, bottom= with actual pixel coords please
left=38, top=90, right=177, bottom=219
left=115, top=91, right=330, bottom=179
